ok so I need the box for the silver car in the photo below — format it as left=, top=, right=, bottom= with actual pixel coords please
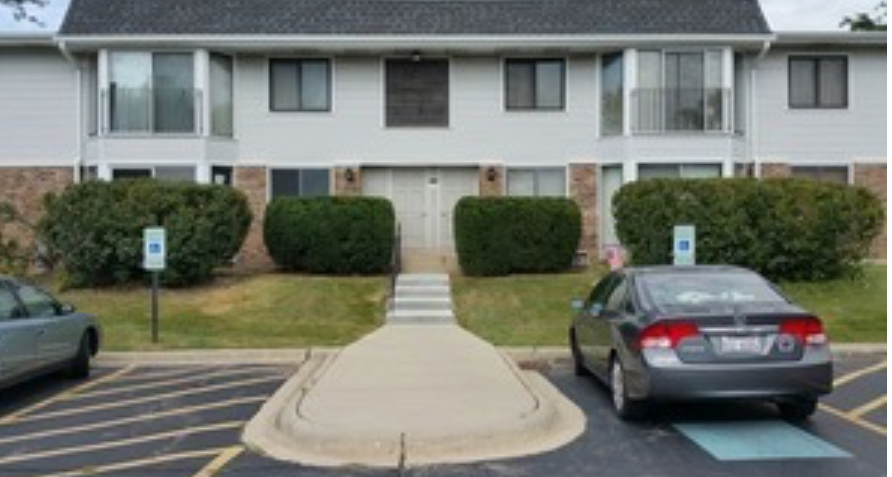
left=570, top=266, right=833, bottom=420
left=0, top=276, right=101, bottom=389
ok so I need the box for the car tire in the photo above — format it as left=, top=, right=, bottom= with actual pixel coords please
left=777, top=397, right=818, bottom=421
left=70, top=333, right=92, bottom=379
left=570, top=330, right=586, bottom=376
left=610, top=357, right=646, bottom=420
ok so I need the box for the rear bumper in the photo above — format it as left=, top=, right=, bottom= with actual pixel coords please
left=630, top=347, right=833, bottom=401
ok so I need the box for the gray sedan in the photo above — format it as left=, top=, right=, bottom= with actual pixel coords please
left=570, top=265, right=832, bottom=420
left=0, top=276, right=101, bottom=390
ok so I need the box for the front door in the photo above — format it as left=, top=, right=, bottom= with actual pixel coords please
left=363, top=167, right=478, bottom=255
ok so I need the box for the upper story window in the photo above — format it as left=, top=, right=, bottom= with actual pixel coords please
left=601, top=52, right=624, bottom=135
left=505, top=59, right=565, bottom=110
left=386, top=59, right=449, bottom=127
left=210, top=54, right=234, bottom=136
left=789, top=56, right=848, bottom=109
left=634, top=50, right=726, bottom=133
left=270, top=59, right=331, bottom=112
left=109, top=52, right=196, bottom=134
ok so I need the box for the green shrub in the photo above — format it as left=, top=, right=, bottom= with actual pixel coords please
left=264, top=197, right=395, bottom=274
left=454, top=197, right=581, bottom=276
left=613, top=178, right=884, bottom=280
left=40, top=180, right=251, bottom=287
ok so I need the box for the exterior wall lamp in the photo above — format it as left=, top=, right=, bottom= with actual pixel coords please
left=344, top=168, right=356, bottom=183
left=486, top=166, right=498, bottom=182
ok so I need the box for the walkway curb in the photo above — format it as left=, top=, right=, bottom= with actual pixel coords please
left=241, top=328, right=586, bottom=468
left=96, top=348, right=336, bottom=366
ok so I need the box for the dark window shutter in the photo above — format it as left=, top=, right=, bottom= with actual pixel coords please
left=386, top=59, right=449, bottom=127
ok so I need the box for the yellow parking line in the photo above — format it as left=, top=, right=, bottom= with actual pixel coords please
left=64, top=367, right=276, bottom=401
left=112, top=366, right=211, bottom=383
left=0, top=420, right=244, bottom=466
left=0, top=395, right=267, bottom=446
left=834, top=360, right=887, bottom=388
left=12, top=375, right=282, bottom=424
left=35, top=447, right=228, bottom=477
left=0, top=365, right=135, bottom=427
left=819, top=403, right=887, bottom=436
left=191, top=446, right=244, bottom=477
left=848, top=395, right=887, bottom=419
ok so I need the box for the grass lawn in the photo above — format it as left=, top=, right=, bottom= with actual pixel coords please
left=454, top=265, right=887, bottom=346
left=45, top=274, right=388, bottom=351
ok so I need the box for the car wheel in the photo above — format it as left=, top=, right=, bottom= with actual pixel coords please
left=610, top=357, right=646, bottom=420
left=777, top=397, right=818, bottom=421
left=570, top=329, right=586, bottom=376
left=70, top=332, right=92, bottom=379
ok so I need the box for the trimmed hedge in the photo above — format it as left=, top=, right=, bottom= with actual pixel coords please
left=264, top=197, right=395, bottom=274
left=613, top=178, right=884, bottom=280
left=40, top=180, right=252, bottom=287
left=454, top=197, right=581, bottom=276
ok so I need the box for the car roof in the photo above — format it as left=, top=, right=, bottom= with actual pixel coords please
left=623, top=265, right=756, bottom=276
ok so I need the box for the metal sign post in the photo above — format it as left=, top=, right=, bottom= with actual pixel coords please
left=673, top=225, right=696, bottom=266
left=143, top=227, right=166, bottom=344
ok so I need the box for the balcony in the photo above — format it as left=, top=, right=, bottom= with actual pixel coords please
left=101, top=87, right=203, bottom=136
left=631, top=88, right=731, bottom=134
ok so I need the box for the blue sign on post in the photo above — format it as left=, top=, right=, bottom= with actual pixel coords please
left=143, top=227, right=166, bottom=271
left=673, top=225, right=696, bottom=266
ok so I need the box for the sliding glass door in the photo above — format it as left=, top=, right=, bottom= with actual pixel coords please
left=109, top=52, right=195, bottom=134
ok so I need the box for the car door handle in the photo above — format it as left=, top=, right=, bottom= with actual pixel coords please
left=37, top=328, right=46, bottom=336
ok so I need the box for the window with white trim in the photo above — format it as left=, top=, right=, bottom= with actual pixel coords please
left=791, top=165, right=849, bottom=184
left=789, top=56, right=848, bottom=109
left=270, top=59, right=331, bottom=112
left=507, top=168, right=566, bottom=196
left=270, top=169, right=330, bottom=198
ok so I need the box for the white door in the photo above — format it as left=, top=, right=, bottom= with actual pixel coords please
left=600, top=165, right=624, bottom=249
left=363, top=167, right=477, bottom=253
left=438, top=168, right=478, bottom=249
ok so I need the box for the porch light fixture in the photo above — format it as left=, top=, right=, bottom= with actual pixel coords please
left=411, top=51, right=422, bottom=62
left=486, top=167, right=498, bottom=182
left=344, top=168, right=356, bottom=183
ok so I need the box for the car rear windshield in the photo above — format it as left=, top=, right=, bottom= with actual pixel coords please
left=638, top=271, right=788, bottom=314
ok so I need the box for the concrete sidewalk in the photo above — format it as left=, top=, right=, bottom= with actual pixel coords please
left=243, top=324, right=585, bottom=468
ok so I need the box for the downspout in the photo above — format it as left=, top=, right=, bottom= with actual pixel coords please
left=750, top=39, right=771, bottom=178
left=58, top=40, right=83, bottom=183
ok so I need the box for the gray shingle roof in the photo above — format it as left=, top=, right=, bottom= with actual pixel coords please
left=59, top=0, right=772, bottom=36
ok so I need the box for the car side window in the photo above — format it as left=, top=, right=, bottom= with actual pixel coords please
left=587, top=274, right=617, bottom=308
left=15, top=284, right=58, bottom=318
left=0, top=286, right=19, bottom=320
left=604, top=277, right=629, bottom=313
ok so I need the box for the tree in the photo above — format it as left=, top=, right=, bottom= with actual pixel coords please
left=841, top=2, right=887, bottom=31
left=1, top=0, right=47, bottom=24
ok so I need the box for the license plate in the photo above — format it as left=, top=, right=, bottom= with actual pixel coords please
left=717, top=335, right=764, bottom=354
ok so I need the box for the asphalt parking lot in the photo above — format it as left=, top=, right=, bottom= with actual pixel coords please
left=0, top=354, right=885, bottom=477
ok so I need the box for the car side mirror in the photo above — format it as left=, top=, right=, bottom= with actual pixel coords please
left=588, top=303, right=604, bottom=316
left=570, top=299, right=584, bottom=312
left=59, top=303, right=76, bottom=315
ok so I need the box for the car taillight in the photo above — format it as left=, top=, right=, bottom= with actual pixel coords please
left=780, top=316, right=827, bottom=345
left=638, top=321, right=699, bottom=349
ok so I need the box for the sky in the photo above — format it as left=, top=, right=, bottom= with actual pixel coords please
left=0, top=0, right=885, bottom=32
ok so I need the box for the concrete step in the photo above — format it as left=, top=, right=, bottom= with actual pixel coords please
left=395, top=285, right=450, bottom=298
left=386, top=309, right=455, bottom=324
left=393, top=297, right=452, bottom=311
left=397, top=274, right=450, bottom=287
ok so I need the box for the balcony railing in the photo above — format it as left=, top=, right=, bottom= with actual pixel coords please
left=631, top=87, right=731, bottom=134
left=101, top=87, right=203, bottom=135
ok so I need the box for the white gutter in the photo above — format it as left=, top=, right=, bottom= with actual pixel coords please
left=53, top=33, right=775, bottom=52
left=58, top=40, right=84, bottom=182
left=750, top=40, right=771, bottom=178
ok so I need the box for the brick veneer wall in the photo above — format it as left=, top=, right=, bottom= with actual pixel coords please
left=334, top=167, right=363, bottom=196
left=234, top=166, right=275, bottom=270
left=0, top=167, right=73, bottom=251
left=478, top=165, right=504, bottom=197
left=853, top=164, right=887, bottom=259
left=760, top=163, right=792, bottom=178
left=569, top=164, right=598, bottom=262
